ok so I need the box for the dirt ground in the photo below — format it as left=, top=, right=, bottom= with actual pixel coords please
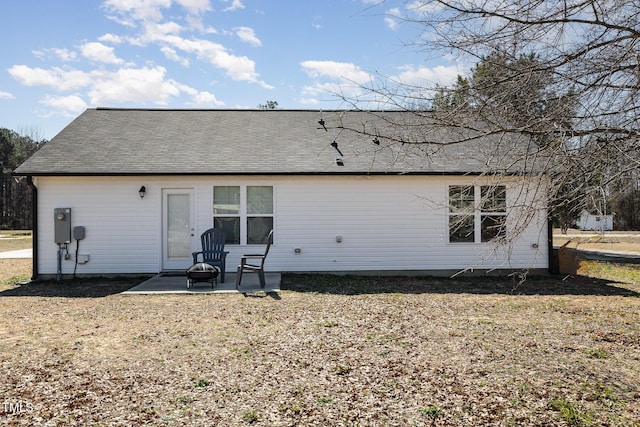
left=1, top=269, right=639, bottom=425
left=0, top=234, right=639, bottom=426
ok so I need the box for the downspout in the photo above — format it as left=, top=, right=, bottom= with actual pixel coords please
left=548, top=209, right=557, bottom=274
left=27, top=176, right=38, bottom=280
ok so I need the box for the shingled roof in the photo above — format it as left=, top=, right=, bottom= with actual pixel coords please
left=14, top=108, right=539, bottom=176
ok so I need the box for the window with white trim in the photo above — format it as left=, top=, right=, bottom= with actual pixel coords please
left=213, top=185, right=273, bottom=244
left=448, top=185, right=506, bottom=243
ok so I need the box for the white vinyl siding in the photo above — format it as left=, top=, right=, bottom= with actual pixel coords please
left=33, top=175, right=549, bottom=276
left=35, top=177, right=160, bottom=275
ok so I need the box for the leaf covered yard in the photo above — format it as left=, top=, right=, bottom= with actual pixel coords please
left=0, top=274, right=639, bottom=426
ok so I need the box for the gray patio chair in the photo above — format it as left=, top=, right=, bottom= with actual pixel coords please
left=192, top=228, right=229, bottom=283
left=236, top=229, right=273, bottom=289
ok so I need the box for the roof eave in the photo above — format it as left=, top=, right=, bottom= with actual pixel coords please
left=13, top=170, right=535, bottom=177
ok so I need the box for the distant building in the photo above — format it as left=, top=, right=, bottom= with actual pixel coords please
left=576, top=210, right=613, bottom=232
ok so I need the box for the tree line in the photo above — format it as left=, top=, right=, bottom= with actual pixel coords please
left=1, top=128, right=46, bottom=230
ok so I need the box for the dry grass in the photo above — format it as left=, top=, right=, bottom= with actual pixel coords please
left=554, top=231, right=640, bottom=254
left=0, top=234, right=639, bottom=426
left=0, top=233, right=32, bottom=284
left=0, top=277, right=638, bottom=425
left=0, top=258, right=31, bottom=284
left=0, top=231, right=32, bottom=252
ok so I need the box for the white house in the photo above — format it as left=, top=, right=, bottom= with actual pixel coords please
left=14, top=109, right=551, bottom=279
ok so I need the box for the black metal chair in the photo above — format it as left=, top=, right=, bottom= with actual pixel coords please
left=236, top=230, right=273, bottom=289
left=192, top=228, right=229, bottom=283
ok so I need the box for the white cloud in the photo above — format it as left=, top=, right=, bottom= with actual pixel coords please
left=385, top=8, right=401, bottom=30
left=9, top=65, right=57, bottom=87
left=161, top=46, right=190, bottom=66
left=98, top=33, right=124, bottom=44
left=300, top=60, right=373, bottom=85
left=298, top=61, right=375, bottom=105
left=99, top=0, right=269, bottom=88
left=384, top=16, right=398, bottom=30
left=176, top=0, right=211, bottom=14
left=32, top=48, right=77, bottom=61
left=10, top=0, right=279, bottom=113
left=188, top=90, right=224, bottom=107
left=79, top=42, right=124, bottom=64
left=103, top=0, right=211, bottom=27
left=142, top=21, right=184, bottom=41
left=185, top=15, right=204, bottom=31
left=9, top=62, right=213, bottom=106
left=104, top=14, right=137, bottom=28
left=301, top=81, right=345, bottom=97
left=8, top=65, right=93, bottom=91
left=223, top=0, right=244, bottom=12
left=103, top=0, right=172, bottom=22
left=391, top=64, right=460, bottom=87
left=87, top=66, right=183, bottom=105
left=40, top=95, right=88, bottom=114
left=311, top=16, right=322, bottom=30
left=53, top=48, right=77, bottom=61
left=162, top=35, right=271, bottom=87
left=234, top=27, right=261, bottom=47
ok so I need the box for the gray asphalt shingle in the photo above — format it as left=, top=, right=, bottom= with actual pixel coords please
left=14, top=108, right=538, bottom=176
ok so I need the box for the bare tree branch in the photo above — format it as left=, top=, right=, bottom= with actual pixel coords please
left=341, top=0, right=640, bottom=233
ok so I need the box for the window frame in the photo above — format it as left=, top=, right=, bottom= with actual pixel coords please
left=448, top=184, right=507, bottom=244
left=479, top=185, right=507, bottom=242
left=213, top=185, right=274, bottom=245
left=448, top=185, right=476, bottom=243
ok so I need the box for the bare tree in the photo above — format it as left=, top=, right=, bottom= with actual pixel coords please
left=341, top=0, right=639, bottom=231
left=402, top=0, right=638, bottom=134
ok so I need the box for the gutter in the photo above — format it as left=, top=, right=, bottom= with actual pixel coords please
left=12, top=170, right=536, bottom=178
left=27, top=176, right=38, bottom=280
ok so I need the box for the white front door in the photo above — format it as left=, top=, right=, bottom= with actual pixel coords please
left=162, top=189, right=195, bottom=271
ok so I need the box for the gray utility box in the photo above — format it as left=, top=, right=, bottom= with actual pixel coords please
left=54, top=208, right=72, bottom=244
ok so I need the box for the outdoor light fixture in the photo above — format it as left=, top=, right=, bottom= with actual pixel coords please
left=139, top=186, right=146, bottom=199
left=373, top=137, right=380, bottom=145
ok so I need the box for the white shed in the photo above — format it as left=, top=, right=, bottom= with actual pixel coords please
left=576, top=210, right=614, bottom=232
left=14, top=109, right=551, bottom=279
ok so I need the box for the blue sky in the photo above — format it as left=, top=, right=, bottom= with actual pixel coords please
left=0, top=0, right=464, bottom=140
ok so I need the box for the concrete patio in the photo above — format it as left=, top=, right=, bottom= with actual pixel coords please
left=123, top=271, right=281, bottom=294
